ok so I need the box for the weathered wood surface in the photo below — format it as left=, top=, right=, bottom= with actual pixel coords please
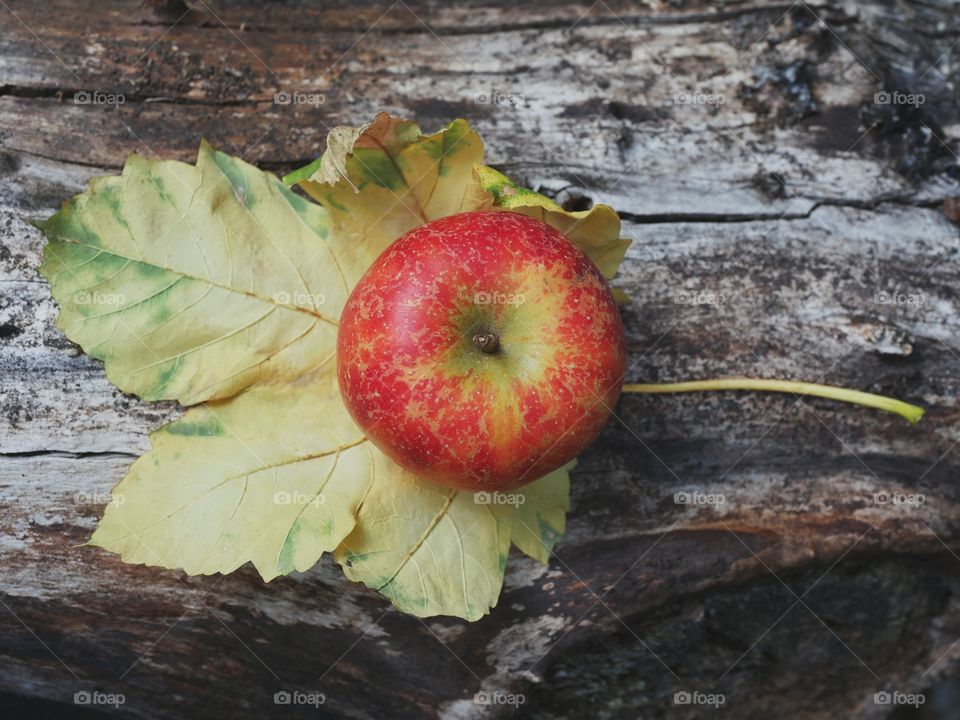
left=1, top=1, right=959, bottom=718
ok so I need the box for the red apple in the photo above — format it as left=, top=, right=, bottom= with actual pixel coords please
left=337, top=210, right=626, bottom=491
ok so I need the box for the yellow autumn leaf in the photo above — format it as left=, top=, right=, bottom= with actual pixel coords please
left=509, top=462, right=573, bottom=564
left=336, top=473, right=514, bottom=622
left=89, top=369, right=372, bottom=580
left=285, top=112, right=492, bottom=253
left=39, top=144, right=342, bottom=405
left=474, top=165, right=631, bottom=280
left=40, top=114, right=632, bottom=619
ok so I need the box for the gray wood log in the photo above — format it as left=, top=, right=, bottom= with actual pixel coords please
left=1, top=1, right=958, bottom=718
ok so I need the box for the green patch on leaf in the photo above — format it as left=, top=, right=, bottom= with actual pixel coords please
left=164, top=416, right=225, bottom=437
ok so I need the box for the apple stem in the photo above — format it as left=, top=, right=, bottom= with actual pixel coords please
left=621, top=377, right=925, bottom=425
left=473, top=332, right=500, bottom=354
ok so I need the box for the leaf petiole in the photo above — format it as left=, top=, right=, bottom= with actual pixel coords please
left=621, top=378, right=925, bottom=425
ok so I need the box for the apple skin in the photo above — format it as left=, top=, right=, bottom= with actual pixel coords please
left=337, top=210, right=626, bottom=492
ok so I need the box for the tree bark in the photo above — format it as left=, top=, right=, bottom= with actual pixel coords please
left=1, top=1, right=958, bottom=718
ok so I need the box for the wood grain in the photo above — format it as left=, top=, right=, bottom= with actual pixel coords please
left=1, top=1, right=959, bottom=718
